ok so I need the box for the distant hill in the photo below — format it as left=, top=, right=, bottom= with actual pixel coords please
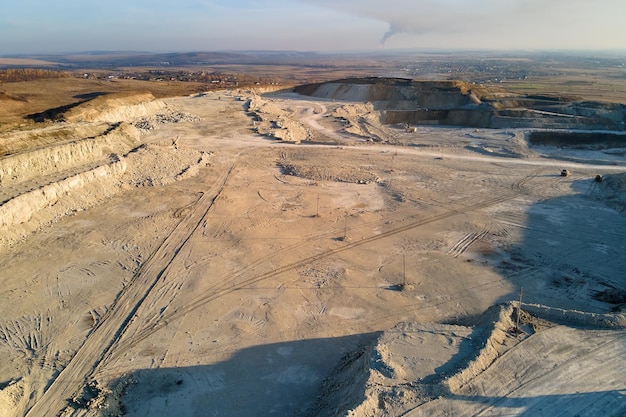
left=0, top=51, right=326, bottom=69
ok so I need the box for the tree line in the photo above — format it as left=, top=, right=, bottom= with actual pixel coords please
left=0, top=69, right=70, bottom=83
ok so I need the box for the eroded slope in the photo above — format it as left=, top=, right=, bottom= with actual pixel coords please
left=295, top=78, right=626, bottom=131
left=0, top=93, right=209, bottom=250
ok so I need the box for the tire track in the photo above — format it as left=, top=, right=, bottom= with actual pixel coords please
left=447, top=226, right=490, bottom=258
left=469, top=333, right=625, bottom=417
left=24, top=160, right=237, bottom=417
left=114, top=190, right=521, bottom=354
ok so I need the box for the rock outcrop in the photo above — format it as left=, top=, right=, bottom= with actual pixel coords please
left=295, top=78, right=626, bottom=131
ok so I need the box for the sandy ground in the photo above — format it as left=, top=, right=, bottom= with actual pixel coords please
left=0, top=89, right=625, bottom=417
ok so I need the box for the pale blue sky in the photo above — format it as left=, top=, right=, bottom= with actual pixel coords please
left=2, top=0, right=625, bottom=55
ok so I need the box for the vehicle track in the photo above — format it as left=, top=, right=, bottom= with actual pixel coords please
left=114, top=188, right=523, bottom=354
left=453, top=331, right=626, bottom=417
left=184, top=190, right=480, bottom=301
left=447, top=226, right=490, bottom=258
left=24, top=160, right=237, bottom=417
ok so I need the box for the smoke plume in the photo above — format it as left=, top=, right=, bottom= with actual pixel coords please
left=297, top=0, right=625, bottom=48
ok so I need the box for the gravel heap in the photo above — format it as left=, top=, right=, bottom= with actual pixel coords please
left=133, top=110, right=202, bottom=132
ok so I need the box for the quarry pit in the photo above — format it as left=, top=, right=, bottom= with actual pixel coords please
left=0, top=78, right=625, bottom=417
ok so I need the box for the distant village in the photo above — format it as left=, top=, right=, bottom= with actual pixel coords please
left=81, top=70, right=282, bottom=87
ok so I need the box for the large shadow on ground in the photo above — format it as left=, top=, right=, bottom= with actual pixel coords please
left=100, top=332, right=379, bottom=417
left=448, top=390, right=626, bottom=416
left=25, top=92, right=111, bottom=122
left=97, top=178, right=626, bottom=417
left=497, top=175, right=626, bottom=313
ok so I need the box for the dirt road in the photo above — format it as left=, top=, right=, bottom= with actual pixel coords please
left=24, top=158, right=237, bottom=417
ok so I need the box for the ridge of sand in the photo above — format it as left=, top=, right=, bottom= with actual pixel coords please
left=306, top=303, right=626, bottom=417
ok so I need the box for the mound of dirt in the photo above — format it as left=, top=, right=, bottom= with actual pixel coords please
left=133, top=111, right=202, bottom=133
left=331, top=102, right=386, bottom=140
left=276, top=150, right=379, bottom=184
left=306, top=303, right=626, bottom=416
left=248, top=94, right=310, bottom=142
left=0, top=379, right=23, bottom=417
left=306, top=305, right=521, bottom=417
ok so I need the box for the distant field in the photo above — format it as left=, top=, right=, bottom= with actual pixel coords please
left=0, top=58, right=63, bottom=66
left=502, top=68, right=626, bottom=103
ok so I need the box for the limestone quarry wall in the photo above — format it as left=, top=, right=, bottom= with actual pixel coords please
left=0, top=94, right=209, bottom=250
left=0, top=123, right=140, bottom=186
left=295, top=79, right=626, bottom=131
left=298, top=81, right=478, bottom=110
left=521, top=303, right=626, bottom=328
left=528, top=131, right=626, bottom=148
left=0, top=159, right=127, bottom=229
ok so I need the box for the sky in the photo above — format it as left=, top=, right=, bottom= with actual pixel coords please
left=2, top=0, right=626, bottom=55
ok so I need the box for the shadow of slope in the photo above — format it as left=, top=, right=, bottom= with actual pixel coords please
left=73, top=91, right=110, bottom=100
left=496, top=176, right=626, bottom=313
left=108, top=332, right=380, bottom=417
left=445, top=390, right=626, bottom=417
left=26, top=100, right=87, bottom=122
left=410, top=324, right=626, bottom=417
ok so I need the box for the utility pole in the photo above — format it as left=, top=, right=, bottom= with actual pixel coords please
left=402, top=252, right=406, bottom=290
left=515, top=287, right=523, bottom=333
left=316, top=194, right=320, bottom=217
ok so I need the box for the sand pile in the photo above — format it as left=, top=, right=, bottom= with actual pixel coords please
left=133, top=111, right=202, bottom=133
left=248, top=94, right=310, bottom=142
left=306, top=305, right=520, bottom=416
left=331, top=102, right=386, bottom=140
left=0, top=379, right=23, bottom=417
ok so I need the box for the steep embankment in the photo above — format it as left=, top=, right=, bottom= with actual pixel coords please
left=0, top=93, right=209, bottom=250
left=306, top=303, right=626, bottom=417
left=63, top=92, right=168, bottom=123
left=294, top=78, right=626, bottom=131
left=0, top=123, right=139, bottom=187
